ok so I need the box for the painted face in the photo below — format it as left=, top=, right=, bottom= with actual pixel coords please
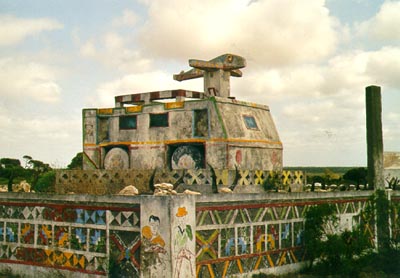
left=149, top=219, right=160, bottom=235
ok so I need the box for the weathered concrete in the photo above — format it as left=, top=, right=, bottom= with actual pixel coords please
left=55, top=169, right=304, bottom=195
left=366, top=85, right=385, bottom=190
left=1, top=191, right=396, bottom=277
left=82, top=54, right=282, bottom=172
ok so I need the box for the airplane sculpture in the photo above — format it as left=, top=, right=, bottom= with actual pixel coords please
left=173, top=53, right=246, bottom=98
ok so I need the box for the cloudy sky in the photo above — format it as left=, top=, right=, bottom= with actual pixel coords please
left=0, top=0, right=399, bottom=167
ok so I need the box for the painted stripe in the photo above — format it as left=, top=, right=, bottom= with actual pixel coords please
left=115, top=89, right=206, bottom=105
left=0, top=201, right=140, bottom=212
left=196, top=198, right=370, bottom=212
left=85, top=138, right=282, bottom=148
left=211, top=97, right=227, bottom=138
left=196, top=246, right=302, bottom=265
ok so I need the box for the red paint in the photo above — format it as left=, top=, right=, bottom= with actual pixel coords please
left=235, top=150, right=242, bottom=164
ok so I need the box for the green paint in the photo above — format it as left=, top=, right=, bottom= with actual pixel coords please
left=211, top=97, right=227, bottom=138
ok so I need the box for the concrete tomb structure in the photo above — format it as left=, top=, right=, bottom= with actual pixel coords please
left=82, top=54, right=282, bottom=171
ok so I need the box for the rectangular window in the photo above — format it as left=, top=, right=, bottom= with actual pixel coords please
left=193, top=109, right=208, bottom=137
left=97, top=117, right=109, bottom=142
left=150, top=113, right=169, bottom=127
left=119, top=115, right=137, bottom=130
left=243, top=115, right=258, bottom=130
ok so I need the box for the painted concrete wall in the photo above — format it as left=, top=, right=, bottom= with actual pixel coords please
left=55, top=169, right=305, bottom=194
left=1, top=191, right=398, bottom=277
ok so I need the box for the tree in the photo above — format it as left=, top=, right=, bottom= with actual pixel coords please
left=67, top=152, right=83, bottom=170
left=343, top=167, right=367, bottom=186
left=0, top=158, right=25, bottom=192
left=24, top=156, right=52, bottom=190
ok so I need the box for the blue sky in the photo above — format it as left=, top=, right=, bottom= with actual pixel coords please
left=0, top=0, right=399, bottom=167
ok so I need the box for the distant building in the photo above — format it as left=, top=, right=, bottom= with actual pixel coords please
left=384, top=152, right=400, bottom=184
left=82, top=54, right=282, bottom=171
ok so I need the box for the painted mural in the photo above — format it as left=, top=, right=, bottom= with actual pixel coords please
left=141, top=215, right=168, bottom=277
left=174, top=206, right=195, bottom=278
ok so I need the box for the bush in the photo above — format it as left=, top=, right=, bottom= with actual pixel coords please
left=262, top=172, right=281, bottom=192
left=303, top=203, right=372, bottom=276
left=342, top=167, right=367, bottom=187
left=34, top=170, right=56, bottom=192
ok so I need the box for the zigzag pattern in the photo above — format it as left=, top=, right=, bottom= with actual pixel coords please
left=56, top=169, right=305, bottom=194
left=195, top=198, right=373, bottom=277
left=0, top=202, right=141, bottom=276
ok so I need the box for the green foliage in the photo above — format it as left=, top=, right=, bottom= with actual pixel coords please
left=0, top=156, right=53, bottom=192
left=67, top=152, right=83, bottom=170
left=375, top=190, right=391, bottom=251
left=0, top=158, right=25, bottom=191
left=386, top=176, right=400, bottom=190
left=343, top=167, right=367, bottom=186
left=262, top=172, right=281, bottom=192
left=303, top=191, right=400, bottom=277
left=303, top=204, right=338, bottom=267
left=303, top=203, right=373, bottom=275
left=25, top=157, right=52, bottom=189
left=34, top=170, right=56, bottom=192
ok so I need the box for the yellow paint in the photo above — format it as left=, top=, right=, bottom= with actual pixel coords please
left=41, top=225, right=52, bottom=239
left=256, top=234, right=275, bottom=252
left=236, top=259, right=243, bottom=273
left=216, top=169, right=229, bottom=185
left=126, top=106, right=142, bottom=113
left=254, top=170, right=265, bottom=185
left=278, top=251, right=287, bottom=266
left=86, top=137, right=282, bottom=148
left=294, top=171, right=303, bottom=184
left=196, top=265, right=201, bottom=277
left=222, top=261, right=229, bottom=277
left=55, top=252, right=64, bottom=264
left=254, top=256, right=262, bottom=270
left=282, top=171, right=290, bottom=185
left=21, top=224, right=31, bottom=237
left=44, top=249, right=53, bottom=265
left=73, top=255, right=85, bottom=268
left=289, top=250, right=298, bottom=263
left=63, top=252, right=73, bottom=267
left=207, top=264, right=215, bottom=278
left=58, top=232, right=69, bottom=247
left=267, top=254, right=274, bottom=267
left=165, top=101, right=184, bottom=109
left=196, top=230, right=219, bottom=260
left=98, top=108, right=113, bottom=115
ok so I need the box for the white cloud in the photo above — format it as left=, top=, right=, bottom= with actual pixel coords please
left=112, top=10, right=139, bottom=27
left=0, top=111, right=81, bottom=167
left=0, top=57, right=61, bottom=103
left=365, top=47, right=400, bottom=88
left=0, top=14, right=63, bottom=46
left=138, top=0, right=339, bottom=66
left=91, top=71, right=202, bottom=107
left=357, top=1, right=400, bottom=42
left=80, top=32, right=152, bottom=72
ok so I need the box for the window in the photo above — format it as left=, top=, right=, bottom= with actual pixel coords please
left=167, top=143, right=205, bottom=169
left=243, top=115, right=258, bottom=129
left=97, top=117, right=109, bottom=142
left=193, top=109, right=208, bottom=137
left=119, top=115, right=137, bottom=130
left=150, top=113, right=168, bottom=127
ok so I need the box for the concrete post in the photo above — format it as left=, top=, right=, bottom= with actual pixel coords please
left=365, top=85, right=384, bottom=190
left=365, top=85, right=390, bottom=251
left=140, top=196, right=196, bottom=278
left=170, top=196, right=196, bottom=278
